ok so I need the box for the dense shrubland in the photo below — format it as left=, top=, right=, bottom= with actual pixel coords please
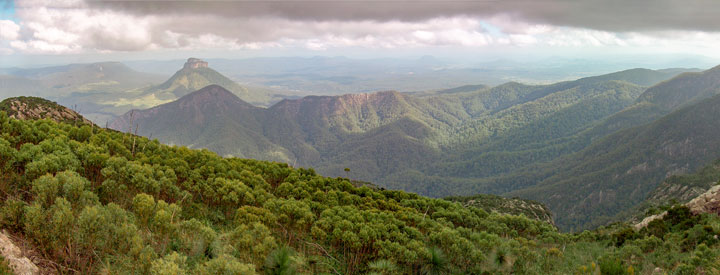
left=0, top=113, right=719, bottom=274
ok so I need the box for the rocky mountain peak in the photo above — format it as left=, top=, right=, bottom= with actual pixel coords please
left=183, top=58, right=209, bottom=70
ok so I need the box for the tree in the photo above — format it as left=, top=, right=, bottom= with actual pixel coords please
left=368, top=259, right=398, bottom=275
left=422, top=247, right=449, bottom=275
left=264, top=246, right=300, bottom=275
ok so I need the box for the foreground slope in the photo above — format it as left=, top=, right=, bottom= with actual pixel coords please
left=3, top=102, right=720, bottom=274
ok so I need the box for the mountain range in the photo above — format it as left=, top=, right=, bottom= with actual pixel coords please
left=0, top=58, right=293, bottom=125
left=107, top=64, right=720, bottom=230
left=0, top=62, right=162, bottom=99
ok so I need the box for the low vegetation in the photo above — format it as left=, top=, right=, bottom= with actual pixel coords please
left=0, top=112, right=719, bottom=274
left=0, top=255, right=11, bottom=275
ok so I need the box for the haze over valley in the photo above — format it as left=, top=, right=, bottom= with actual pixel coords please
left=2, top=0, right=720, bottom=274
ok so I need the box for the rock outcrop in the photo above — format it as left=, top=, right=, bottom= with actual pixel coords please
left=686, top=185, right=720, bottom=214
left=0, top=231, right=39, bottom=275
left=0, top=96, right=93, bottom=125
left=183, top=58, right=209, bottom=69
left=635, top=184, right=720, bottom=229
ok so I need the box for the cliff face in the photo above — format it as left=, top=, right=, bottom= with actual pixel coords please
left=183, top=58, right=209, bottom=69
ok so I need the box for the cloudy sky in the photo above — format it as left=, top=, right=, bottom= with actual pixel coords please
left=1, top=0, right=720, bottom=66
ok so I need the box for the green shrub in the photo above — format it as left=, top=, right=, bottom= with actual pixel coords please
left=598, top=256, right=627, bottom=275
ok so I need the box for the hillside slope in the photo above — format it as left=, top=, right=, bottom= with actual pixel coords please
left=110, top=85, right=291, bottom=161
left=3, top=100, right=720, bottom=274
left=509, top=92, right=720, bottom=231
left=108, top=67, right=694, bottom=231
left=135, top=58, right=278, bottom=107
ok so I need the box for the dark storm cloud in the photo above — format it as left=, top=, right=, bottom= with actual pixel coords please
left=85, top=0, right=720, bottom=32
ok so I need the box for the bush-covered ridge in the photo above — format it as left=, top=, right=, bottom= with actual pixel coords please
left=0, top=96, right=92, bottom=126
left=445, top=194, right=554, bottom=225
left=1, top=112, right=719, bottom=274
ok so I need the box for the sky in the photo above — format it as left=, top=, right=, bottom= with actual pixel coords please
left=1, top=0, right=720, bottom=67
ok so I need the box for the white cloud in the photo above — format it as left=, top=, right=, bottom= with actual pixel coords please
left=0, top=20, right=20, bottom=40
left=5, top=0, right=720, bottom=58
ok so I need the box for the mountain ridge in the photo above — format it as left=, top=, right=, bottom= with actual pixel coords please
left=107, top=66, right=703, bottom=231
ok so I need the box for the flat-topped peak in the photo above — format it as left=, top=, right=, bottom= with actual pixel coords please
left=183, top=58, right=209, bottom=69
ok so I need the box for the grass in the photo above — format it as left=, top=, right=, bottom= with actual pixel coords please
left=0, top=254, right=13, bottom=275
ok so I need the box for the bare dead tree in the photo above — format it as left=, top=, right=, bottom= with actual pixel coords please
left=132, top=124, right=139, bottom=156
left=141, top=133, right=153, bottom=153
left=128, top=110, right=135, bottom=134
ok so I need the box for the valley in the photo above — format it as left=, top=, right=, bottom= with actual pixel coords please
left=99, top=60, right=720, bottom=232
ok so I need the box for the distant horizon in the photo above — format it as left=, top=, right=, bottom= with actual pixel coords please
left=2, top=52, right=718, bottom=70
left=3, top=0, right=720, bottom=69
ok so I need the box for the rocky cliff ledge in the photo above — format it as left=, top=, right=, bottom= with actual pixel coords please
left=183, top=58, right=209, bottom=69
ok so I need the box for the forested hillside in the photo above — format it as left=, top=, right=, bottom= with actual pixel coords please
left=111, top=68, right=677, bottom=187
left=509, top=91, right=720, bottom=231
left=620, top=159, right=720, bottom=223
left=2, top=107, right=720, bottom=274
left=108, top=67, right=703, bottom=231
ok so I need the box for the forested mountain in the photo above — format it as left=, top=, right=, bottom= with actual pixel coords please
left=0, top=62, right=162, bottom=99
left=509, top=91, right=720, bottom=231
left=2, top=106, right=720, bottom=274
left=42, top=58, right=288, bottom=126
left=0, top=75, right=46, bottom=98
left=140, top=58, right=279, bottom=106
left=108, top=67, right=701, bottom=231
left=110, top=85, right=291, bottom=161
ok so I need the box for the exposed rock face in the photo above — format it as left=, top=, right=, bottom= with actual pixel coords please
left=634, top=212, right=668, bottom=230
left=686, top=185, right=720, bottom=214
left=635, top=184, right=720, bottom=229
left=0, top=96, right=93, bottom=125
left=183, top=58, right=209, bottom=69
left=0, top=231, right=39, bottom=275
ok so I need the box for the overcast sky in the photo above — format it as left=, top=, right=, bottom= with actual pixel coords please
left=1, top=0, right=720, bottom=67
